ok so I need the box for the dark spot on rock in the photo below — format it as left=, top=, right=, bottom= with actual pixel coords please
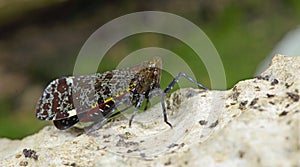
left=232, top=86, right=239, bottom=100
left=19, top=161, right=28, bottom=166
left=287, top=92, right=299, bottom=102
left=232, top=91, right=240, bottom=101
left=266, top=94, right=275, bottom=98
left=140, top=153, right=146, bottom=158
left=125, top=132, right=131, bottom=137
left=116, top=138, right=139, bottom=147
left=254, top=86, right=261, bottom=91
left=199, top=120, right=208, bottom=125
left=239, top=100, right=248, bottom=110
left=238, top=150, right=245, bottom=158
left=103, top=134, right=111, bottom=139
left=233, top=86, right=237, bottom=91
left=269, top=101, right=275, bottom=105
left=166, top=99, right=171, bottom=110
left=127, top=149, right=133, bottom=153
left=186, top=90, right=198, bottom=98
left=232, top=114, right=239, bottom=118
left=250, top=98, right=259, bottom=107
left=209, top=120, right=219, bottom=128
left=168, top=143, right=179, bottom=148
left=256, top=75, right=270, bottom=81
left=295, top=110, right=300, bottom=113
left=279, top=111, right=289, bottom=117
left=131, top=148, right=140, bottom=153
left=271, top=79, right=279, bottom=86
left=285, top=83, right=292, bottom=88
left=285, top=104, right=290, bottom=108
left=64, top=162, right=76, bottom=167
left=33, top=155, right=38, bottom=160
left=23, top=148, right=38, bottom=160
left=164, top=159, right=172, bottom=166
left=258, top=108, right=264, bottom=112
left=173, top=93, right=182, bottom=107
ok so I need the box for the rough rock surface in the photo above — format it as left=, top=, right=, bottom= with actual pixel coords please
left=1, top=54, right=299, bottom=167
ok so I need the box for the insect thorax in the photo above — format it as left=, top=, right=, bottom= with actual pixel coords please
left=129, top=66, right=161, bottom=97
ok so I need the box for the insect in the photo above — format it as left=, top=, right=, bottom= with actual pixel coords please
left=36, top=57, right=208, bottom=133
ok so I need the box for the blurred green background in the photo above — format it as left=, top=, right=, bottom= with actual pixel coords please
left=1, top=0, right=300, bottom=139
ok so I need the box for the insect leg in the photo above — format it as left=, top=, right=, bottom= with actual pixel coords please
left=143, top=93, right=150, bottom=111
left=161, top=72, right=209, bottom=128
left=84, top=104, right=134, bottom=134
left=84, top=110, right=114, bottom=134
left=129, top=95, right=145, bottom=127
left=160, top=91, right=173, bottom=128
left=164, top=72, right=209, bottom=94
left=145, top=88, right=173, bottom=128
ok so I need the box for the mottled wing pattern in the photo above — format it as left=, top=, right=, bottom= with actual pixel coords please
left=36, top=77, right=75, bottom=121
left=72, top=67, right=138, bottom=114
left=36, top=57, right=162, bottom=130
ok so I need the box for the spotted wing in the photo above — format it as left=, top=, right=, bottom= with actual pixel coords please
left=36, top=57, right=162, bottom=130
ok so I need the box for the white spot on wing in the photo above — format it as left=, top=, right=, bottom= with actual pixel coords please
left=68, top=109, right=77, bottom=117
left=66, top=77, right=74, bottom=85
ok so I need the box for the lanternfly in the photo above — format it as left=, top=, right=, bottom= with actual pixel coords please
left=36, top=57, right=208, bottom=133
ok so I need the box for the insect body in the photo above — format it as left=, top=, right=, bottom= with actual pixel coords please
left=36, top=57, right=208, bottom=133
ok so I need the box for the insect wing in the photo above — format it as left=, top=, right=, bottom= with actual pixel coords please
left=36, top=57, right=163, bottom=130
left=35, top=70, right=132, bottom=122
left=53, top=115, right=79, bottom=130
left=36, top=77, right=75, bottom=121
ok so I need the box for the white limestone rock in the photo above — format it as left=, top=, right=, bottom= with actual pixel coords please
left=0, top=54, right=299, bottom=167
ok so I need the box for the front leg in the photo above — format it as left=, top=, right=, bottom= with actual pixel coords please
left=143, top=90, right=150, bottom=111
left=164, top=72, right=209, bottom=94
left=161, top=72, right=209, bottom=128
left=128, top=94, right=145, bottom=127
